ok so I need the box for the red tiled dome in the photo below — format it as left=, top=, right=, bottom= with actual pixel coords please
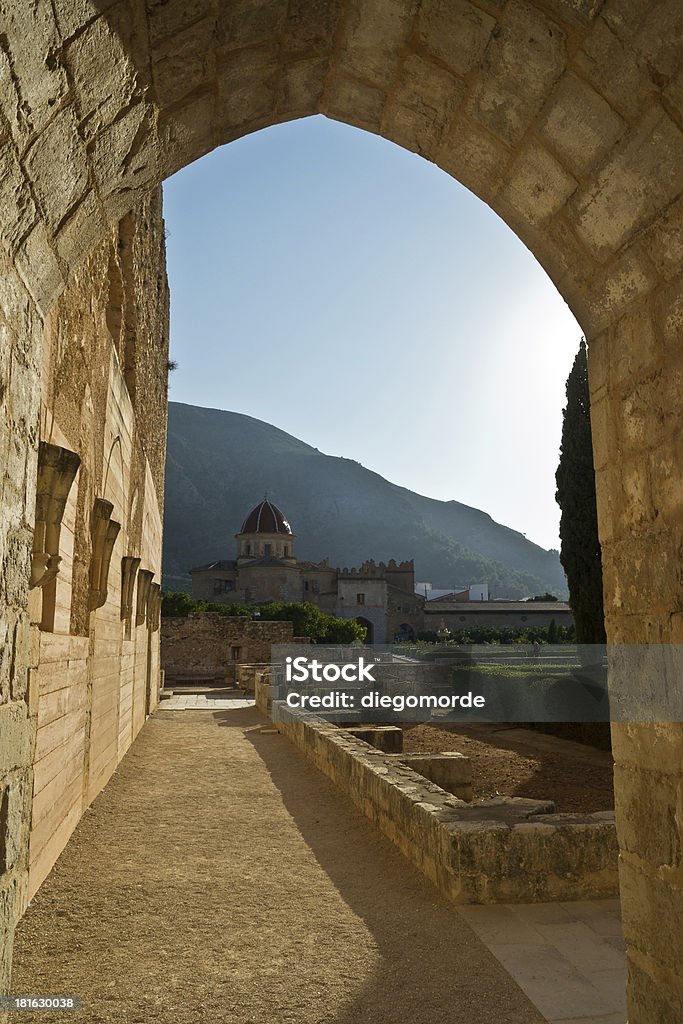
left=240, top=500, right=293, bottom=535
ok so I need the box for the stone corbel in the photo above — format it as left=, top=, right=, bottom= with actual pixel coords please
left=148, top=583, right=161, bottom=632
left=121, top=556, right=141, bottom=621
left=89, top=499, right=121, bottom=611
left=135, top=569, right=154, bottom=626
left=30, top=441, right=81, bottom=589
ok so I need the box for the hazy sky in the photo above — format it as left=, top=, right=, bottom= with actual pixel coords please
left=163, top=115, right=581, bottom=551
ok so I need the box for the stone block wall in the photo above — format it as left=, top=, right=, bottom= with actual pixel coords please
left=236, top=664, right=271, bottom=695
left=161, top=614, right=295, bottom=684
left=274, top=705, right=619, bottom=905
left=0, top=183, right=169, bottom=999
left=387, top=751, right=474, bottom=802
left=23, top=190, right=169, bottom=901
left=0, top=251, right=43, bottom=996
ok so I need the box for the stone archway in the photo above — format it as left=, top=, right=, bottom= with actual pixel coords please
left=0, top=3, right=681, bottom=1020
left=396, top=622, right=416, bottom=642
left=356, top=616, right=375, bottom=644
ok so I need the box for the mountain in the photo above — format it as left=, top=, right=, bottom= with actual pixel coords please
left=163, top=402, right=568, bottom=599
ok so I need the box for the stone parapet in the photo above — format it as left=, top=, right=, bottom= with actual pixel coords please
left=345, top=726, right=404, bottom=753
left=236, top=663, right=271, bottom=695
left=273, top=703, right=618, bottom=905
left=384, top=751, right=473, bottom=802
left=255, top=678, right=272, bottom=717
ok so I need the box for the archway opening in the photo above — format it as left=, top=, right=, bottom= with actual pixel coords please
left=2, top=5, right=680, bottom=1022
left=356, top=616, right=375, bottom=644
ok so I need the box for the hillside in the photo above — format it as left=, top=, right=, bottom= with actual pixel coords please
left=163, top=402, right=568, bottom=599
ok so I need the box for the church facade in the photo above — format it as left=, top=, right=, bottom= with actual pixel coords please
left=189, top=500, right=424, bottom=643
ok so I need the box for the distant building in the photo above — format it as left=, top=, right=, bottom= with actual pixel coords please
left=417, top=582, right=489, bottom=602
left=423, top=599, right=573, bottom=632
left=189, top=499, right=424, bottom=642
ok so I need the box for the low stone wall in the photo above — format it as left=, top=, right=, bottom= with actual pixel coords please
left=255, top=678, right=272, bottom=716
left=273, top=702, right=618, bottom=905
left=386, top=752, right=473, bottom=802
left=345, top=725, right=404, bottom=753
left=236, top=663, right=270, bottom=694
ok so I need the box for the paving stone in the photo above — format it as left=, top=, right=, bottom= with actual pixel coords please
left=460, top=900, right=627, bottom=1023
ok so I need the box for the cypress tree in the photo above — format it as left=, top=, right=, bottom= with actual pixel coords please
left=555, top=339, right=607, bottom=645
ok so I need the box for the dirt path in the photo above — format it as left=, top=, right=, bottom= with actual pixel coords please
left=10, top=707, right=546, bottom=1024
left=403, top=723, right=614, bottom=813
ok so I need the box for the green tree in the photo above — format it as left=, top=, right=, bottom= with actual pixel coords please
left=161, top=590, right=205, bottom=617
left=160, top=593, right=366, bottom=644
left=251, top=602, right=366, bottom=644
left=555, top=339, right=607, bottom=644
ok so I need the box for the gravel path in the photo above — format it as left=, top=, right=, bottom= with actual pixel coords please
left=10, top=708, right=546, bottom=1024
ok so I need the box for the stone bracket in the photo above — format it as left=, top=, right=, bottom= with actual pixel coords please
left=147, top=583, right=161, bottom=632
left=120, top=555, right=141, bottom=622
left=88, top=498, right=121, bottom=611
left=135, top=569, right=154, bottom=626
left=29, top=441, right=81, bottom=590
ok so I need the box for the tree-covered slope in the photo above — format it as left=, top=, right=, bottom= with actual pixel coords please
left=163, top=402, right=568, bottom=599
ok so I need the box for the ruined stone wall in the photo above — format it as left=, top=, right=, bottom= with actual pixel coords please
left=161, top=614, right=294, bottom=683
left=275, top=705, right=619, bottom=905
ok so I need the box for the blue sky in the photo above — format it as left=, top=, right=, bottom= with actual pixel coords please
left=163, top=115, right=581, bottom=551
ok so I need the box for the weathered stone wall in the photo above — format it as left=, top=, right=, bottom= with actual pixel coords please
left=236, top=563, right=303, bottom=603
left=23, top=190, right=169, bottom=902
left=161, top=614, right=294, bottom=684
left=190, top=563, right=238, bottom=603
left=235, top=663, right=270, bottom=694
left=0, top=182, right=168, bottom=1000
left=0, top=254, right=42, bottom=999
left=274, top=703, right=619, bottom=905
left=386, top=587, right=425, bottom=640
left=0, top=2, right=679, bottom=1018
